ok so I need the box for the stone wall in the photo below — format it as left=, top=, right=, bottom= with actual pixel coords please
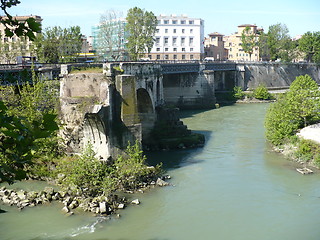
left=236, top=63, right=320, bottom=90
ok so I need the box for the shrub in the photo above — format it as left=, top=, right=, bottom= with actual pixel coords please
left=57, top=143, right=116, bottom=196
left=253, top=84, right=272, bottom=100
left=233, top=86, right=245, bottom=99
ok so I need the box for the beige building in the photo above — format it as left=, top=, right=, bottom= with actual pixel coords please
left=0, top=15, right=42, bottom=63
left=224, top=24, right=262, bottom=62
left=204, top=32, right=226, bottom=61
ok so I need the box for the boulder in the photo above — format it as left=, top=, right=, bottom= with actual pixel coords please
left=156, top=178, right=169, bottom=187
left=117, top=203, right=125, bottom=209
left=131, top=199, right=140, bottom=205
left=99, top=202, right=107, bottom=214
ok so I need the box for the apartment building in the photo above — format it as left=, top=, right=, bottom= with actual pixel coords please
left=224, top=24, right=262, bottom=62
left=149, top=14, right=205, bottom=61
left=204, top=32, right=226, bottom=61
left=0, top=15, right=42, bottom=63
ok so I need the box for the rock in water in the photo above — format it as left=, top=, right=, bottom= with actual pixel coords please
left=99, top=202, right=107, bottom=214
left=131, top=199, right=140, bottom=205
left=156, top=178, right=169, bottom=187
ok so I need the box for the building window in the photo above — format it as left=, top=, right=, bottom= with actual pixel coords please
left=190, top=48, right=193, bottom=52
left=165, top=54, right=169, bottom=60
left=189, top=37, right=194, bottom=46
left=164, top=20, right=169, bottom=24
left=173, top=48, right=177, bottom=52
left=182, top=55, right=186, bottom=60
left=181, top=20, right=186, bottom=24
left=158, top=20, right=161, bottom=24
left=190, top=29, right=193, bottom=34
left=157, top=55, right=160, bottom=60
left=164, top=37, right=169, bottom=46
left=172, top=20, right=177, bottom=24
left=173, top=55, right=177, bottom=60
left=182, top=29, right=185, bottom=33
left=156, top=48, right=160, bottom=52
left=172, top=37, right=177, bottom=46
left=156, top=37, right=160, bottom=45
left=173, top=29, right=176, bottom=33
left=165, top=29, right=168, bottom=33
left=165, top=48, right=168, bottom=52
left=190, top=55, right=194, bottom=59
left=156, top=28, right=160, bottom=33
left=189, top=20, right=194, bottom=24
left=182, top=48, right=185, bottom=52
left=181, top=37, right=185, bottom=46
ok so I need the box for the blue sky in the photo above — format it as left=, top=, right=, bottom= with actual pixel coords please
left=6, top=0, right=320, bottom=38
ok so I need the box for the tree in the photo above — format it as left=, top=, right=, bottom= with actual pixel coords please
left=125, top=7, right=157, bottom=60
left=0, top=0, right=41, bottom=40
left=34, top=26, right=82, bottom=63
left=241, top=26, right=258, bottom=61
left=267, top=23, right=292, bottom=61
left=298, top=31, right=320, bottom=63
left=96, top=10, right=126, bottom=61
left=265, top=74, right=320, bottom=145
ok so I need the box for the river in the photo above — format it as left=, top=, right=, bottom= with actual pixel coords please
left=1, top=103, right=320, bottom=240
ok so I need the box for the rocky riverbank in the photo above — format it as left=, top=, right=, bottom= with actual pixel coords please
left=0, top=177, right=170, bottom=216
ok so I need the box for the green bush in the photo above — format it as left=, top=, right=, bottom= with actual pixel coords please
left=233, top=86, right=245, bottom=99
left=115, top=141, right=161, bottom=190
left=253, top=84, right=272, bottom=100
left=57, top=143, right=116, bottom=196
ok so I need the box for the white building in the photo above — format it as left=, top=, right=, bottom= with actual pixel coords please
left=148, top=14, right=204, bottom=61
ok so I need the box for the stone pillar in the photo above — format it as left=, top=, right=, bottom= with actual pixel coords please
left=236, top=65, right=246, bottom=89
left=203, top=70, right=216, bottom=106
left=116, top=74, right=139, bottom=125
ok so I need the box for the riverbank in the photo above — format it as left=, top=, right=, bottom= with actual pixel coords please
left=0, top=176, right=171, bottom=216
left=272, top=123, right=320, bottom=173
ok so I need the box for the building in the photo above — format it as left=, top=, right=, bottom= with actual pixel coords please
left=91, top=18, right=128, bottom=61
left=224, top=24, right=262, bottom=62
left=204, top=32, right=226, bottom=61
left=0, top=15, right=42, bottom=63
left=149, top=14, right=205, bottom=61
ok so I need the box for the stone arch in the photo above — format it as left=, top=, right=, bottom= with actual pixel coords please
left=83, top=113, right=109, bottom=160
left=136, top=88, right=156, bottom=141
left=137, top=88, right=154, bottom=114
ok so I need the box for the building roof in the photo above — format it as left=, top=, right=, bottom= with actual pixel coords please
left=238, top=24, right=257, bottom=28
left=208, top=32, right=224, bottom=36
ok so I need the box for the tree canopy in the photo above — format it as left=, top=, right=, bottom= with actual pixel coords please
left=0, top=0, right=41, bottom=40
left=96, top=10, right=126, bottom=61
left=33, top=26, right=83, bottom=63
left=241, top=26, right=258, bottom=61
left=125, top=7, right=157, bottom=61
left=265, top=74, right=320, bottom=145
left=298, top=31, right=320, bottom=63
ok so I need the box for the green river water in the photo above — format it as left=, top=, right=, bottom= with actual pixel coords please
left=1, top=103, right=320, bottom=240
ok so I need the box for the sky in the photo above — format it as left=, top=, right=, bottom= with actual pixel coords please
left=5, top=0, right=320, bottom=38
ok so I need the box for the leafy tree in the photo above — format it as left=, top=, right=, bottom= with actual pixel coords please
left=0, top=0, right=41, bottom=40
left=265, top=74, right=320, bottom=145
left=241, top=26, right=258, bottom=61
left=267, top=23, right=292, bottom=61
left=0, top=100, right=58, bottom=183
left=298, top=31, right=320, bottom=63
left=125, top=7, right=157, bottom=60
left=96, top=10, right=126, bottom=61
left=286, top=74, right=320, bottom=127
left=34, top=26, right=82, bottom=63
